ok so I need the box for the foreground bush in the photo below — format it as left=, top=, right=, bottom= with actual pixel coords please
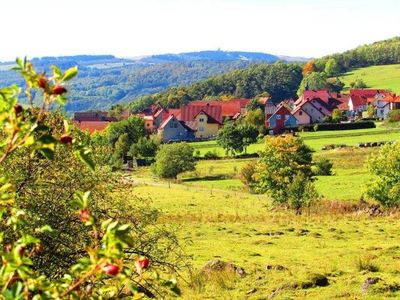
left=0, top=59, right=182, bottom=298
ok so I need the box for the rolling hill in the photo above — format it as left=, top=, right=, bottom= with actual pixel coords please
left=339, top=64, right=400, bottom=93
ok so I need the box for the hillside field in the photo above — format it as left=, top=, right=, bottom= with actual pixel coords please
left=128, top=125, right=400, bottom=299
left=339, top=64, right=400, bottom=93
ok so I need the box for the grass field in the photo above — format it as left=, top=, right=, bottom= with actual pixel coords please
left=190, top=125, right=400, bottom=155
left=339, top=64, right=400, bottom=93
left=129, top=126, right=400, bottom=299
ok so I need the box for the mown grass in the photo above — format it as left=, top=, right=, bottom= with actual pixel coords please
left=128, top=126, right=400, bottom=299
left=339, top=64, right=400, bottom=93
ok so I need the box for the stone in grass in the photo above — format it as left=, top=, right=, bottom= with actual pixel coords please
left=361, top=277, right=381, bottom=293
left=246, top=288, right=257, bottom=294
left=202, top=259, right=246, bottom=277
left=307, top=273, right=329, bottom=287
left=266, top=264, right=288, bottom=271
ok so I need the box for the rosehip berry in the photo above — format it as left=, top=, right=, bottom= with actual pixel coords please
left=52, top=85, right=67, bottom=95
left=135, top=256, right=150, bottom=273
left=37, top=76, right=48, bottom=89
left=60, top=134, right=73, bottom=144
left=16, top=245, right=25, bottom=256
left=102, top=264, right=119, bottom=276
left=80, top=208, right=89, bottom=223
left=14, top=104, right=23, bottom=115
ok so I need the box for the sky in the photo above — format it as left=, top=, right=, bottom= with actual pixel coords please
left=1, top=0, right=399, bottom=61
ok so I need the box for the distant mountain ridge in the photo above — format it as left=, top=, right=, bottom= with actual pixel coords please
left=0, top=50, right=308, bottom=112
left=141, top=50, right=283, bottom=63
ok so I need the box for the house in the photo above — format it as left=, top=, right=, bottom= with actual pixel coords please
left=73, top=111, right=116, bottom=133
left=186, top=110, right=222, bottom=139
left=348, top=95, right=368, bottom=114
left=294, top=90, right=348, bottom=123
left=374, top=93, right=400, bottom=118
left=158, top=115, right=196, bottom=142
left=295, top=101, right=326, bottom=123
left=266, top=104, right=297, bottom=134
left=178, top=104, right=223, bottom=138
left=264, top=98, right=277, bottom=121
left=186, top=98, right=250, bottom=121
left=291, top=106, right=311, bottom=125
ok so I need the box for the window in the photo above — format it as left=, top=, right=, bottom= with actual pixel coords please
left=169, top=122, right=174, bottom=128
left=199, top=117, right=205, bottom=122
left=173, top=123, right=178, bottom=128
left=199, top=127, right=204, bottom=132
left=276, top=115, right=281, bottom=120
left=299, top=111, right=303, bottom=116
left=147, top=123, right=150, bottom=127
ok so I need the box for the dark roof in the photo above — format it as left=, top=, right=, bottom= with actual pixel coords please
left=74, top=111, right=116, bottom=122
left=194, top=110, right=222, bottom=124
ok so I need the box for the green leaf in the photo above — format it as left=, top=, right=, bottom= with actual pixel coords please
left=75, top=148, right=95, bottom=171
left=51, top=65, right=62, bottom=79
left=62, top=66, right=78, bottom=81
left=39, top=148, right=54, bottom=160
left=36, top=225, right=53, bottom=233
left=57, top=95, right=67, bottom=106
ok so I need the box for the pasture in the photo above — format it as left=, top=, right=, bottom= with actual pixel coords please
left=129, top=125, right=400, bottom=299
left=339, top=64, right=400, bottom=93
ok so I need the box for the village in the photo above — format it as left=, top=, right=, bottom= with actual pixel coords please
left=74, top=88, right=400, bottom=141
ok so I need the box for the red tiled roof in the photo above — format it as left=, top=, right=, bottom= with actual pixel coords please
left=349, top=89, right=385, bottom=98
left=179, top=104, right=222, bottom=123
left=75, top=121, right=111, bottom=133
left=350, top=95, right=368, bottom=107
left=303, top=90, right=331, bottom=102
left=187, top=98, right=250, bottom=117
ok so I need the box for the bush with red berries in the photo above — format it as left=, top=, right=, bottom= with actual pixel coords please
left=0, top=59, right=182, bottom=298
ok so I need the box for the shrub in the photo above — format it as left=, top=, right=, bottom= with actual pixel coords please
left=288, top=121, right=376, bottom=132
left=387, top=109, right=400, bottom=123
left=204, top=150, right=220, bottom=159
left=129, top=136, right=158, bottom=158
left=366, top=143, right=400, bottom=206
left=287, top=172, right=319, bottom=214
left=152, top=143, right=196, bottom=179
left=356, top=256, right=380, bottom=272
left=313, top=158, right=333, bottom=175
left=253, top=135, right=318, bottom=211
left=240, top=161, right=257, bottom=188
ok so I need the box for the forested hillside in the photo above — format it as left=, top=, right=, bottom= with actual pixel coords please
left=313, top=37, right=400, bottom=73
left=128, top=62, right=303, bottom=112
left=127, top=37, right=400, bottom=112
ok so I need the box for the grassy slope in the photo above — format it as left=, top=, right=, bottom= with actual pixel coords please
left=129, top=126, right=400, bottom=299
left=339, top=64, right=400, bottom=93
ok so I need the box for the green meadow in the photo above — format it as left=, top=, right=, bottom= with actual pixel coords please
left=129, top=125, right=400, bottom=299
left=339, top=64, right=400, bottom=93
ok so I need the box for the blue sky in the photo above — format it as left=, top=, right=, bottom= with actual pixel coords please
left=1, top=0, right=399, bottom=61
